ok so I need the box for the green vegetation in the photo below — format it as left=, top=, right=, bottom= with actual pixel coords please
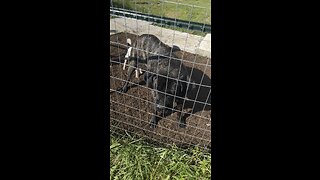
left=111, top=0, right=211, bottom=25
left=110, top=134, right=211, bottom=180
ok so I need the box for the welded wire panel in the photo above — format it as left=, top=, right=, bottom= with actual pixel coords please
left=110, top=0, right=211, bottom=150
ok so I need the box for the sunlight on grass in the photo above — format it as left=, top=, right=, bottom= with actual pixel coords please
left=110, top=134, right=211, bottom=179
left=111, top=0, right=211, bottom=25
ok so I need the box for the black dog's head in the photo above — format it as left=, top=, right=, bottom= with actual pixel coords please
left=146, top=73, right=187, bottom=116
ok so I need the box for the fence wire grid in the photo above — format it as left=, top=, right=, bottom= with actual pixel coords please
left=109, top=0, right=212, bottom=151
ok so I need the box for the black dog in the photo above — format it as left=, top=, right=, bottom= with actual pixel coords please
left=118, top=34, right=195, bottom=128
left=118, top=34, right=177, bottom=93
left=144, top=72, right=188, bottom=128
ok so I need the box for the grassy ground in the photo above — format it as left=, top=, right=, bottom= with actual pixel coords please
left=111, top=0, right=211, bottom=25
left=110, top=133, right=211, bottom=180
left=111, top=0, right=210, bottom=36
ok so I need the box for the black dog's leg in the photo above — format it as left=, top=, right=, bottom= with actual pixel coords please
left=117, top=59, right=136, bottom=93
left=176, top=99, right=186, bottom=128
left=150, top=101, right=159, bottom=129
left=145, top=73, right=155, bottom=88
left=150, top=114, right=158, bottom=129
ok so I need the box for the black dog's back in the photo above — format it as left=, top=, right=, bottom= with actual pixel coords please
left=131, top=34, right=172, bottom=61
left=144, top=72, right=187, bottom=98
left=146, top=57, right=189, bottom=82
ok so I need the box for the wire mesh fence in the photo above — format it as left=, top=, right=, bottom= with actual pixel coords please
left=109, top=0, right=211, bottom=151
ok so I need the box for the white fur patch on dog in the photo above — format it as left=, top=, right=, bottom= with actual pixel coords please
left=123, top=47, right=132, bottom=69
left=123, top=59, right=127, bottom=70
left=135, top=69, right=139, bottom=78
left=124, top=39, right=139, bottom=77
left=125, top=47, right=132, bottom=59
left=127, top=38, right=132, bottom=45
left=135, top=68, right=143, bottom=78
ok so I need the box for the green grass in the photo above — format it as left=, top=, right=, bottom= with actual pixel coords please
left=110, top=134, right=211, bottom=180
left=111, top=0, right=211, bottom=25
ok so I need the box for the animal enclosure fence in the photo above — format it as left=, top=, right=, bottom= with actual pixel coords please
left=109, top=0, right=212, bottom=151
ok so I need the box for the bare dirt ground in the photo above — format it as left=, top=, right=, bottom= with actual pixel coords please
left=110, top=32, right=211, bottom=150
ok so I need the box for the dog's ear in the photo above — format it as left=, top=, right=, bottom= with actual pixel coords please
left=152, top=75, right=158, bottom=89
left=146, top=74, right=156, bottom=88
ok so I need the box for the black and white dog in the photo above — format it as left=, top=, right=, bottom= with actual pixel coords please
left=119, top=34, right=194, bottom=128
left=118, top=34, right=175, bottom=93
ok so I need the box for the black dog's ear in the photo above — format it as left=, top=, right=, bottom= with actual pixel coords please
left=152, top=75, right=158, bottom=89
left=145, top=73, right=157, bottom=88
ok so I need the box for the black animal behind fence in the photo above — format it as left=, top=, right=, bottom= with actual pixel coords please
left=109, top=0, right=211, bottom=151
